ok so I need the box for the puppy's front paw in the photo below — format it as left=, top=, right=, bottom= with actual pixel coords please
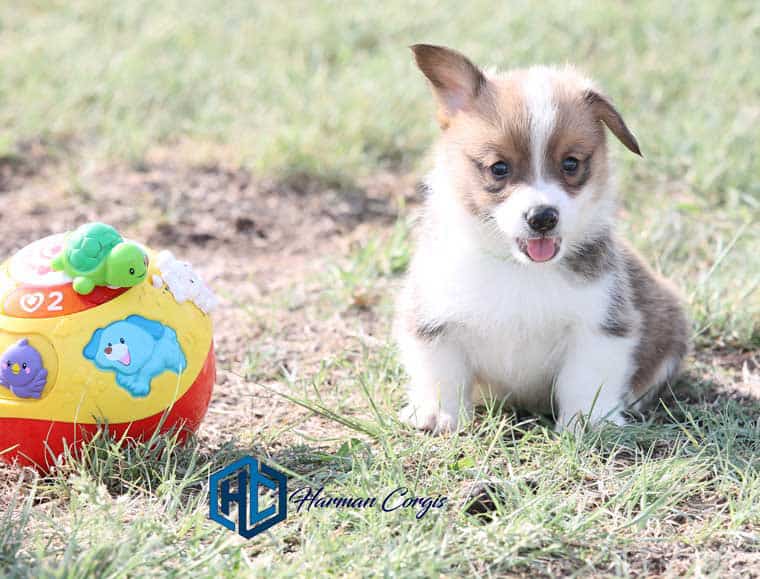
left=399, top=404, right=460, bottom=435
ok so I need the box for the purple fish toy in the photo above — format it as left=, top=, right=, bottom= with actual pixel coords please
left=0, top=339, right=48, bottom=399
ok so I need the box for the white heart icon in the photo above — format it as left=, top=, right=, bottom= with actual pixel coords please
left=20, top=292, right=44, bottom=313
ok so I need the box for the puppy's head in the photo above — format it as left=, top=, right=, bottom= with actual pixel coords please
left=412, top=44, right=640, bottom=264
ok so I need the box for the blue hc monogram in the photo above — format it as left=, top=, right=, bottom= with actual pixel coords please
left=209, top=456, right=288, bottom=539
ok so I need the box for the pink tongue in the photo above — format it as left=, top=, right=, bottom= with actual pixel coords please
left=119, top=351, right=131, bottom=366
left=526, top=238, right=556, bottom=262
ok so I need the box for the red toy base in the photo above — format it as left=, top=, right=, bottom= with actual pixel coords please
left=0, top=345, right=215, bottom=471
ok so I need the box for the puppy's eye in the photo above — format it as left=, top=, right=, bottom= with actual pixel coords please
left=107, top=342, right=112, bottom=347
left=490, top=161, right=511, bottom=179
left=120, top=338, right=125, bottom=344
left=561, top=157, right=580, bottom=174
left=129, top=267, right=135, bottom=275
left=22, top=363, right=27, bottom=369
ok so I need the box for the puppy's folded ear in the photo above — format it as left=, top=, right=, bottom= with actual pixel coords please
left=585, top=90, right=642, bottom=156
left=411, top=44, right=488, bottom=128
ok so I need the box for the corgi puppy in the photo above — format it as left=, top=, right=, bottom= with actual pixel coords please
left=396, top=44, right=689, bottom=433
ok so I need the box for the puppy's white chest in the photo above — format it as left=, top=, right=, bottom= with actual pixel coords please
left=459, top=317, right=568, bottom=412
left=431, top=257, right=605, bottom=409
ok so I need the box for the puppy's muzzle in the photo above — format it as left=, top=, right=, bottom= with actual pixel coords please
left=526, top=205, right=559, bottom=233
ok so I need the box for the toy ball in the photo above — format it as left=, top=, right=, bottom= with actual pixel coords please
left=0, top=222, right=217, bottom=470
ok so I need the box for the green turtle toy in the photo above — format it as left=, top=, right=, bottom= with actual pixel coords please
left=51, top=222, right=149, bottom=295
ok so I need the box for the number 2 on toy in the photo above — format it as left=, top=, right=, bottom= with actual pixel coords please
left=18, top=291, right=64, bottom=313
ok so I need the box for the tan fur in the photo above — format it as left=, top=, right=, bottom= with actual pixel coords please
left=444, top=97, right=532, bottom=216
left=411, top=46, right=536, bottom=217
left=546, top=82, right=608, bottom=195
left=411, top=44, right=487, bottom=128
left=586, top=91, right=642, bottom=156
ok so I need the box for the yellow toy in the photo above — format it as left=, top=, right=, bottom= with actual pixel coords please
left=0, top=223, right=217, bottom=470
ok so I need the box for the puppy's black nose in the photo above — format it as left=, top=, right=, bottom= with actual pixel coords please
left=526, top=205, right=559, bottom=233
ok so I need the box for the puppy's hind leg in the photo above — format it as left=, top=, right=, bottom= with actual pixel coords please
left=397, top=331, right=472, bottom=435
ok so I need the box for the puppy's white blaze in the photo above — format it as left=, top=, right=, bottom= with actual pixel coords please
left=523, top=67, right=558, bottom=180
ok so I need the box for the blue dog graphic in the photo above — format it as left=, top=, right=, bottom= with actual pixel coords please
left=83, top=315, right=187, bottom=397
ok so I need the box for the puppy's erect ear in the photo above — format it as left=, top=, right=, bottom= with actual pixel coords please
left=411, top=44, right=488, bottom=128
left=585, top=90, right=642, bottom=156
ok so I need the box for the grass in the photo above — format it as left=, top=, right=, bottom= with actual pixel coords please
left=1, top=1, right=759, bottom=577
left=4, top=348, right=758, bottom=576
